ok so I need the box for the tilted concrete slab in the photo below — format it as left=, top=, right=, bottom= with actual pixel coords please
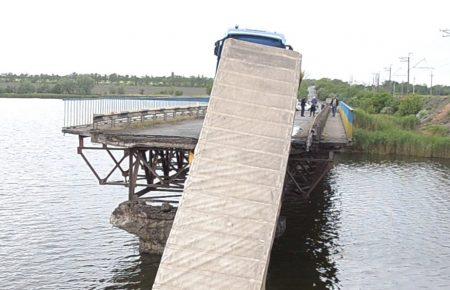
left=153, top=39, right=302, bottom=289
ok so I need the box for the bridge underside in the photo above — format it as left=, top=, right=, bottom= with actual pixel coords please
left=67, top=99, right=349, bottom=205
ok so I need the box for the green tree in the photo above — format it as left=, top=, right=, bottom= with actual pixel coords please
left=398, top=95, right=424, bottom=116
left=206, top=83, right=212, bottom=95
left=16, top=81, right=35, bottom=94
left=117, top=85, right=125, bottom=95
left=51, top=83, right=62, bottom=94
left=58, top=78, right=77, bottom=94
left=76, top=75, right=95, bottom=95
left=36, top=83, right=51, bottom=93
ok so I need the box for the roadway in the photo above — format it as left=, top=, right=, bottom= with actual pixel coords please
left=89, top=110, right=348, bottom=150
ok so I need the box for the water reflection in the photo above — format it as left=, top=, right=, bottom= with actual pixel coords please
left=105, top=254, right=160, bottom=290
left=267, top=180, right=341, bottom=289
left=102, top=178, right=342, bottom=290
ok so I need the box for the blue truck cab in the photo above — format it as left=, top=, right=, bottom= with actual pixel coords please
left=214, top=27, right=292, bottom=69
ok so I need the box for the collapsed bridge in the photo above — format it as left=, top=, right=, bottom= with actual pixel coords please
left=63, top=39, right=353, bottom=289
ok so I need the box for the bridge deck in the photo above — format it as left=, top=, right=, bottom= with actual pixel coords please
left=89, top=110, right=347, bottom=150
left=322, top=113, right=349, bottom=144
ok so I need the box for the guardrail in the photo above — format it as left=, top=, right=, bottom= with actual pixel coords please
left=338, top=101, right=354, bottom=140
left=92, top=105, right=208, bottom=129
left=306, top=105, right=331, bottom=151
left=63, top=97, right=207, bottom=128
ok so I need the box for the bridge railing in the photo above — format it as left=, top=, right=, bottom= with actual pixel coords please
left=338, top=101, right=354, bottom=140
left=306, top=104, right=331, bottom=151
left=63, top=97, right=208, bottom=128
left=92, top=105, right=208, bottom=130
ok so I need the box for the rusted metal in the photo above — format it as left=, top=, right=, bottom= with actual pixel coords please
left=285, top=148, right=334, bottom=199
left=76, top=139, right=191, bottom=202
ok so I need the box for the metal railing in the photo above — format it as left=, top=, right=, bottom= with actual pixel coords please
left=306, top=105, right=331, bottom=151
left=92, top=105, right=207, bottom=129
left=63, top=97, right=208, bottom=128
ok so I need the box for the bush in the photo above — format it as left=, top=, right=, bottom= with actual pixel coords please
left=354, top=109, right=419, bottom=131
left=354, top=128, right=450, bottom=158
left=5, top=85, right=15, bottom=93
left=398, top=95, right=423, bottom=116
left=117, top=86, right=125, bottom=95
left=16, top=81, right=35, bottom=94
left=349, top=92, right=398, bottom=114
left=424, top=125, right=449, bottom=137
left=380, top=107, right=394, bottom=114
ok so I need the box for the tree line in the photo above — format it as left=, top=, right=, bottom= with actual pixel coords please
left=0, top=73, right=213, bottom=95
left=1, top=72, right=448, bottom=101
left=299, top=78, right=450, bottom=100
left=298, top=77, right=450, bottom=116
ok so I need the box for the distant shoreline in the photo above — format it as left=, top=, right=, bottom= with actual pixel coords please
left=0, top=93, right=210, bottom=100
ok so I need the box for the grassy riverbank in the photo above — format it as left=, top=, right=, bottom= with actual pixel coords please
left=353, top=109, right=450, bottom=158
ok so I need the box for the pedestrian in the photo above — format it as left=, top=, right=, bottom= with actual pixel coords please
left=331, top=97, right=339, bottom=117
left=300, top=98, right=306, bottom=117
left=310, top=97, right=318, bottom=117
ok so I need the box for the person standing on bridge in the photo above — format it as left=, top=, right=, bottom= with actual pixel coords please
left=310, top=96, right=318, bottom=117
left=331, top=97, right=339, bottom=117
left=300, top=98, right=306, bottom=117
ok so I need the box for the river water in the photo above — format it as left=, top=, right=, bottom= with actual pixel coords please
left=0, top=98, right=449, bottom=289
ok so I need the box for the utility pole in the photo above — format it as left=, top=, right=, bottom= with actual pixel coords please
left=399, top=53, right=412, bottom=92
left=372, top=73, right=380, bottom=91
left=385, top=65, right=392, bottom=94
left=430, top=70, right=434, bottom=96
left=386, top=65, right=392, bottom=82
left=415, top=65, right=434, bottom=96
left=376, top=73, right=380, bottom=90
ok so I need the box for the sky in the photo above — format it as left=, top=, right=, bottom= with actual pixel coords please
left=1, top=0, right=449, bottom=85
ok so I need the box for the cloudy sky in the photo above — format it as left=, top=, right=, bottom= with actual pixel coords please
left=1, top=0, right=449, bottom=85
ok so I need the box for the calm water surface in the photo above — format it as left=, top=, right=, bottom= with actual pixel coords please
left=0, top=98, right=449, bottom=289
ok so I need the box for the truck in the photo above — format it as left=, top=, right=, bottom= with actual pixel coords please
left=214, top=26, right=293, bottom=69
